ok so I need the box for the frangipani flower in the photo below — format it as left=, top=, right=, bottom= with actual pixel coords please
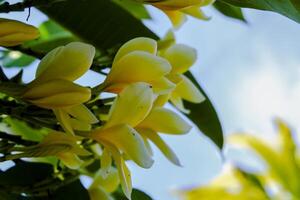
left=22, top=42, right=98, bottom=134
left=102, top=37, right=175, bottom=95
left=141, top=0, right=215, bottom=28
left=137, top=107, right=192, bottom=165
left=0, top=18, right=39, bottom=47
left=179, top=164, right=269, bottom=200
left=158, top=44, right=205, bottom=113
left=91, top=83, right=154, bottom=199
left=13, top=132, right=90, bottom=169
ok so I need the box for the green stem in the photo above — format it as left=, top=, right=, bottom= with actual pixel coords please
left=92, top=83, right=106, bottom=96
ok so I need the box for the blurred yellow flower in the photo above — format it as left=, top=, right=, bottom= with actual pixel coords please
left=145, top=0, right=215, bottom=28
left=22, top=42, right=97, bottom=134
left=180, top=119, right=300, bottom=200
left=91, top=83, right=154, bottom=199
left=102, top=37, right=175, bottom=94
left=0, top=18, right=39, bottom=47
left=157, top=44, right=205, bottom=113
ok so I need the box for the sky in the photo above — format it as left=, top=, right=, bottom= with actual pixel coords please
left=2, top=2, right=300, bottom=200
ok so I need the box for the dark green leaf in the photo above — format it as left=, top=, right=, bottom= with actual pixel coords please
left=214, top=1, right=247, bottom=22
left=113, top=188, right=153, bottom=200
left=37, top=0, right=157, bottom=51
left=0, top=161, right=53, bottom=186
left=113, top=0, right=151, bottom=19
left=184, top=72, right=223, bottom=149
left=219, top=0, right=300, bottom=23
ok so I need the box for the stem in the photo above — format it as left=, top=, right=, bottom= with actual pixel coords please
left=92, top=83, right=106, bottom=96
left=0, top=131, right=37, bottom=146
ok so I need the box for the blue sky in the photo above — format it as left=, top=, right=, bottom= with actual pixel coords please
left=2, top=2, right=300, bottom=200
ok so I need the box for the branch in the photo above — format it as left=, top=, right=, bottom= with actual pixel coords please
left=0, top=0, right=59, bottom=13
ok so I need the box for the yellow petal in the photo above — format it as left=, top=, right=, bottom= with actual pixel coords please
left=70, top=118, right=91, bottom=131
left=162, top=10, right=187, bottom=28
left=88, top=187, right=114, bottom=200
left=104, top=51, right=172, bottom=91
left=64, top=104, right=98, bottom=124
left=158, top=30, right=176, bottom=51
left=108, top=146, right=132, bottom=200
left=100, top=147, right=113, bottom=178
left=34, top=42, right=95, bottom=83
left=91, top=124, right=154, bottom=168
left=153, top=93, right=170, bottom=107
left=138, top=107, right=192, bottom=134
left=57, top=152, right=83, bottom=169
left=53, top=109, right=74, bottom=134
left=163, top=44, right=197, bottom=74
left=170, top=93, right=190, bottom=113
left=113, top=37, right=157, bottom=63
left=92, top=167, right=120, bottom=193
left=152, top=77, right=176, bottom=95
left=182, top=6, right=210, bottom=20
left=173, top=74, right=205, bottom=103
left=23, top=79, right=91, bottom=109
left=0, top=18, right=39, bottom=47
left=152, top=0, right=204, bottom=10
left=105, top=83, right=153, bottom=128
left=138, top=128, right=181, bottom=166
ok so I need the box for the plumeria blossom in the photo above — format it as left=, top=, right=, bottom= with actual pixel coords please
left=0, top=18, right=39, bottom=47
left=11, top=132, right=90, bottom=169
left=102, top=37, right=175, bottom=95
left=140, top=0, right=215, bottom=28
left=91, top=82, right=154, bottom=199
left=22, top=42, right=98, bottom=134
left=136, top=107, right=192, bottom=166
left=180, top=119, right=300, bottom=200
left=157, top=43, right=205, bottom=113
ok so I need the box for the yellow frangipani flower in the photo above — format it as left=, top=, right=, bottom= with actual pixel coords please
left=22, top=42, right=98, bottom=134
left=137, top=107, right=192, bottom=165
left=157, top=44, right=205, bottom=113
left=142, top=0, right=215, bottom=28
left=179, top=164, right=269, bottom=200
left=18, top=132, right=90, bottom=169
left=0, top=18, right=39, bottom=47
left=102, top=37, right=175, bottom=94
left=91, top=83, right=154, bottom=199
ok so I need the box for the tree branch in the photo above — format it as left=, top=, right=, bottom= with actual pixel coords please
left=0, top=0, right=59, bottom=13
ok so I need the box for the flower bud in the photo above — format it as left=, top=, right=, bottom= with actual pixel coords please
left=0, top=18, right=39, bottom=47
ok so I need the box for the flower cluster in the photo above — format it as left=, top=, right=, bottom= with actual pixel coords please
left=137, top=0, right=215, bottom=28
left=0, top=18, right=205, bottom=199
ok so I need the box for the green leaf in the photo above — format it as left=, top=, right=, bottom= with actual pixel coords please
left=219, top=0, right=300, bottom=23
left=214, top=1, right=247, bottom=22
left=23, top=20, right=76, bottom=53
left=36, top=0, right=157, bottom=51
left=184, top=72, right=224, bottom=149
left=4, top=117, right=48, bottom=142
left=113, top=0, right=151, bottom=19
left=0, top=50, right=35, bottom=68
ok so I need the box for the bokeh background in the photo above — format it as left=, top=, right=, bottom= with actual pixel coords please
left=1, top=2, right=300, bottom=199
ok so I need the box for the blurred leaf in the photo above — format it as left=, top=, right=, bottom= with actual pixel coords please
left=214, top=1, right=246, bottom=22
left=219, top=0, right=300, bottom=23
left=23, top=20, right=76, bottom=53
left=113, top=0, right=151, bottom=19
left=184, top=72, right=223, bottom=149
left=0, top=50, right=35, bottom=68
left=36, top=0, right=157, bottom=51
left=4, top=117, right=48, bottom=142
